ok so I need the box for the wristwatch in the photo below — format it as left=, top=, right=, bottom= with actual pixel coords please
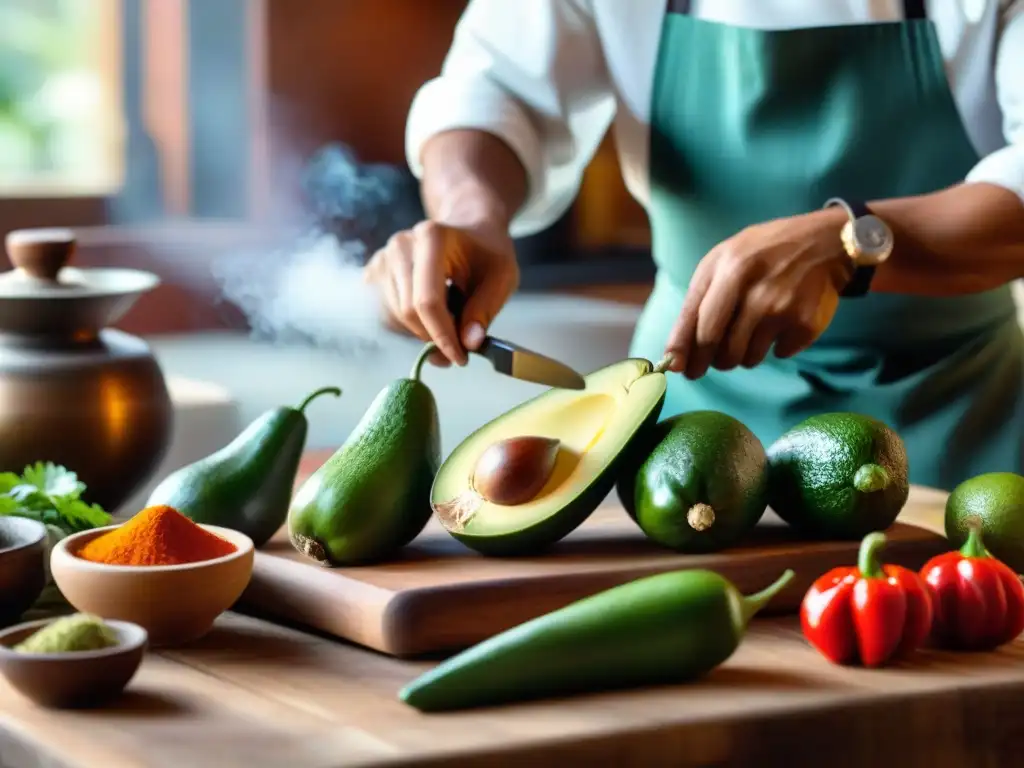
left=823, top=198, right=894, bottom=297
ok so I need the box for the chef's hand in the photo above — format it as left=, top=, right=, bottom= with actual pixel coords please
left=364, top=219, right=519, bottom=366
left=664, top=207, right=852, bottom=379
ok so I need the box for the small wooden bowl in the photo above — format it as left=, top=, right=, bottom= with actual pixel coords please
left=50, top=525, right=254, bottom=647
left=0, top=518, right=48, bottom=625
left=0, top=618, right=147, bottom=708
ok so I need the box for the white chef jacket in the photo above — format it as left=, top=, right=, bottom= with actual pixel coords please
left=405, top=0, right=1024, bottom=239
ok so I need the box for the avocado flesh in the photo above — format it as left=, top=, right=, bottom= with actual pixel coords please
left=432, top=359, right=666, bottom=555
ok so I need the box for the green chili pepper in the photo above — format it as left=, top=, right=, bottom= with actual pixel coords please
left=399, top=567, right=795, bottom=712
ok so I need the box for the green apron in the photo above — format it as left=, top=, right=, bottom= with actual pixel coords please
left=630, top=0, right=1024, bottom=491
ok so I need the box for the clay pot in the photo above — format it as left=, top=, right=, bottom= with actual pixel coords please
left=0, top=228, right=173, bottom=512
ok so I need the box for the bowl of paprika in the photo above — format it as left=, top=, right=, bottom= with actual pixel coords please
left=49, top=505, right=254, bottom=647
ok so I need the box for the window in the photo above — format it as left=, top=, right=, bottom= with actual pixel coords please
left=0, top=0, right=650, bottom=290
left=0, top=0, right=252, bottom=234
left=0, top=0, right=122, bottom=195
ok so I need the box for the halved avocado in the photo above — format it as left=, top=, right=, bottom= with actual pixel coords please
left=431, top=359, right=667, bottom=556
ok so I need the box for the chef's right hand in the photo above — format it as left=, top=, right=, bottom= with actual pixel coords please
left=364, top=219, right=519, bottom=367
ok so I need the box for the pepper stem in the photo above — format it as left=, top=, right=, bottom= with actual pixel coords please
left=296, top=386, right=342, bottom=413
left=854, top=464, right=889, bottom=493
left=739, top=569, right=795, bottom=626
left=653, top=355, right=674, bottom=374
left=411, top=342, right=438, bottom=381
left=959, top=516, right=989, bottom=559
left=858, top=532, right=888, bottom=579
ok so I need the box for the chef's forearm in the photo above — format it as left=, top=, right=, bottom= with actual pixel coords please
left=420, top=130, right=528, bottom=233
left=870, top=183, right=1024, bottom=296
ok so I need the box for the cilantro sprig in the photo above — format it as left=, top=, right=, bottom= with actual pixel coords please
left=0, top=462, right=112, bottom=538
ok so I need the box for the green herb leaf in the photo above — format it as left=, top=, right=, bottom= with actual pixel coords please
left=0, top=472, right=21, bottom=495
left=8, top=486, right=52, bottom=509
left=52, top=496, right=112, bottom=532
left=0, top=463, right=109, bottom=537
left=0, top=495, right=21, bottom=515
left=20, top=462, right=85, bottom=499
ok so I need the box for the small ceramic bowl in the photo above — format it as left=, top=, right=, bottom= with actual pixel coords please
left=50, top=524, right=254, bottom=647
left=0, top=617, right=147, bottom=708
left=0, top=518, right=48, bottom=625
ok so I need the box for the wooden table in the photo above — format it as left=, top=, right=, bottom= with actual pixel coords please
left=2, top=478, right=1023, bottom=767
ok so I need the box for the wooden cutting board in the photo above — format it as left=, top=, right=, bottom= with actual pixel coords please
left=236, top=455, right=951, bottom=658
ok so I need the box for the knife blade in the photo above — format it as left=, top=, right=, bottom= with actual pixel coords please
left=446, top=283, right=586, bottom=390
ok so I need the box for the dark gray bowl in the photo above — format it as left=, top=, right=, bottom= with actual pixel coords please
left=0, top=518, right=47, bottom=625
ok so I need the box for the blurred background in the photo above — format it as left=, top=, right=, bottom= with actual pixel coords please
left=6, top=1, right=1021, bottom=513
left=0, top=0, right=658, bottom=510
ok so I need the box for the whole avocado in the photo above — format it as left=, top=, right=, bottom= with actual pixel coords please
left=622, top=411, right=768, bottom=553
left=945, top=472, right=1024, bottom=574
left=287, top=345, right=441, bottom=566
left=146, top=386, right=341, bottom=547
left=767, top=412, right=909, bottom=540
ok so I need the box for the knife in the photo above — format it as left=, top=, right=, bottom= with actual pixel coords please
left=446, top=283, right=586, bottom=390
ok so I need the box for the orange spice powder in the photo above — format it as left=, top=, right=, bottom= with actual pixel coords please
left=77, top=505, right=237, bottom=566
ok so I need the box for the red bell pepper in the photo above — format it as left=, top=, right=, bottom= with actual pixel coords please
left=801, top=531, right=933, bottom=667
left=920, top=520, right=1024, bottom=651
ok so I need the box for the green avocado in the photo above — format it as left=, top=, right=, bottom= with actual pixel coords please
left=146, top=386, right=341, bottom=548
left=945, top=472, right=1024, bottom=574
left=766, top=412, right=909, bottom=540
left=399, top=567, right=795, bottom=712
left=287, top=345, right=441, bottom=566
left=430, top=359, right=666, bottom=557
left=623, top=411, right=768, bottom=554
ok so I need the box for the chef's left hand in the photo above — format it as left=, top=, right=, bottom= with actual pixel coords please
left=664, top=207, right=853, bottom=379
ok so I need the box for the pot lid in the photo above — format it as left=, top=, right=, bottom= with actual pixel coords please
left=0, top=228, right=160, bottom=298
left=0, top=228, right=161, bottom=336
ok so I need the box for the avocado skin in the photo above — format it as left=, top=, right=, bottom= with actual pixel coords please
left=446, top=391, right=665, bottom=557
left=288, top=379, right=441, bottom=565
left=626, top=411, right=768, bottom=553
left=615, top=420, right=663, bottom=521
left=399, top=568, right=749, bottom=712
left=146, top=406, right=310, bottom=548
left=767, top=412, right=909, bottom=540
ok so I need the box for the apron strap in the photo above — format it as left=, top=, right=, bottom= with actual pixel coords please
left=666, top=0, right=927, bottom=19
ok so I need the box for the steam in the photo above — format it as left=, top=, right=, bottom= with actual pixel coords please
left=210, top=232, right=383, bottom=354
left=209, top=144, right=424, bottom=354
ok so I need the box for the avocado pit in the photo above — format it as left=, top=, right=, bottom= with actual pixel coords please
left=472, top=436, right=561, bottom=506
left=434, top=436, right=562, bottom=533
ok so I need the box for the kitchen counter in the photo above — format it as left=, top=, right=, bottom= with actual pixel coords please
left=2, top=486, right=1023, bottom=768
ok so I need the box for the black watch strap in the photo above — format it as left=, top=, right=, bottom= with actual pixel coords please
left=827, top=199, right=876, bottom=298
left=842, top=263, right=876, bottom=298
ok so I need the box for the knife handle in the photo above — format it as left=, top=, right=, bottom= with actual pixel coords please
left=446, top=282, right=468, bottom=328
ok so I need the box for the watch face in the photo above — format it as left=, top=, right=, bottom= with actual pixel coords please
left=852, top=215, right=893, bottom=266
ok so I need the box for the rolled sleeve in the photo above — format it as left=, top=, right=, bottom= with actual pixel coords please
left=405, top=75, right=549, bottom=236
left=965, top=0, right=1024, bottom=205
left=404, top=0, right=614, bottom=239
